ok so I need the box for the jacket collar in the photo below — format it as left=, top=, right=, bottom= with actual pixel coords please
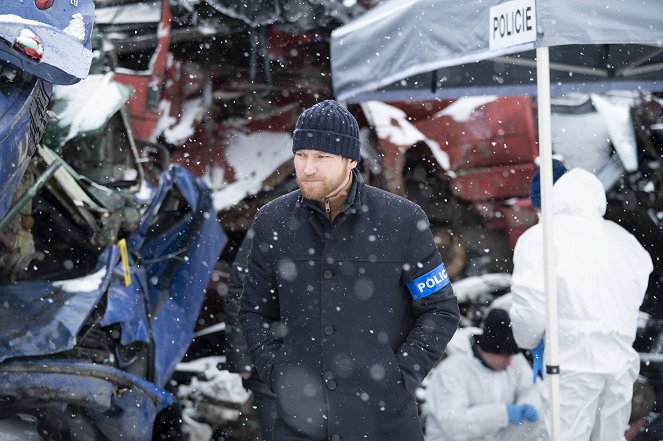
left=298, top=168, right=364, bottom=217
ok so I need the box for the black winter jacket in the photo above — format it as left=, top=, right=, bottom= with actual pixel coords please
left=239, top=170, right=459, bottom=441
left=225, top=231, right=254, bottom=374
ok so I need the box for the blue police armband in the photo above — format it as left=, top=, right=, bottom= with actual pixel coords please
left=406, top=263, right=451, bottom=300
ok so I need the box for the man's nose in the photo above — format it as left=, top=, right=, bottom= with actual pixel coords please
left=303, top=158, right=317, bottom=174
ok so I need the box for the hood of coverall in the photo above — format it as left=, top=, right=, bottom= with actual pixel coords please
left=552, top=167, right=606, bottom=219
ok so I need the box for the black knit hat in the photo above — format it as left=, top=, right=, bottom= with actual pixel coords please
left=292, top=100, right=361, bottom=161
left=476, top=309, right=520, bottom=355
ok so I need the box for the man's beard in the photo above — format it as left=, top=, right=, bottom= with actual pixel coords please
left=297, top=172, right=346, bottom=201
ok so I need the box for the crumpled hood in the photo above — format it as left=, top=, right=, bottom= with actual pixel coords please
left=553, top=167, right=606, bottom=219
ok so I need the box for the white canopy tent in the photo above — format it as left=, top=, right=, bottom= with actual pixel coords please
left=331, top=1, right=663, bottom=438
left=332, top=0, right=663, bottom=102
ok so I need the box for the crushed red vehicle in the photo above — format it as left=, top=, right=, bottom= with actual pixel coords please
left=97, top=0, right=663, bottom=285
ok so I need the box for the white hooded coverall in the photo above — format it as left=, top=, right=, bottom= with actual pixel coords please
left=510, top=168, right=653, bottom=440
left=424, top=330, right=545, bottom=441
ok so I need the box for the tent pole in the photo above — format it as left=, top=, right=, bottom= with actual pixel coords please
left=536, top=45, right=561, bottom=441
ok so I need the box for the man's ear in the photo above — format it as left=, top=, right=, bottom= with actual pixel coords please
left=349, top=160, right=358, bottom=169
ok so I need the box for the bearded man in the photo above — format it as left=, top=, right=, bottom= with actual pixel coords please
left=239, top=100, right=460, bottom=441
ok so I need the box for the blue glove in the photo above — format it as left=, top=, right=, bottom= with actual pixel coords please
left=531, top=338, right=544, bottom=383
left=506, top=404, right=524, bottom=424
left=521, top=404, right=539, bottom=422
left=506, top=404, right=539, bottom=425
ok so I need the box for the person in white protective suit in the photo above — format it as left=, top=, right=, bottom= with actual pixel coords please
left=510, top=167, right=653, bottom=441
left=424, top=308, right=546, bottom=441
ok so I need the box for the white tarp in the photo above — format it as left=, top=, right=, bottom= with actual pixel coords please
left=331, top=0, right=663, bottom=102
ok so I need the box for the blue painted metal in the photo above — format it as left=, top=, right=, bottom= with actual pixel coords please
left=0, top=0, right=95, bottom=219
left=0, top=165, right=226, bottom=437
left=0, top=359, right=174, bottom=441
left=0, top=247, right=117, bottom=363
left=0, top=0, right=95, bottom=85
left=129, top=164, right=227, bottom=386
left=100, top=252, right=151, bottom=346
left=0, top=153, right=61, bottom=230
left=0, top=371, right=114, bottom=410
left=0, top=70, right=51, bottom=219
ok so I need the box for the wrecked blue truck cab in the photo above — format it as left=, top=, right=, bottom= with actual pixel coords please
left=0, top=0, right=96, bottom=220
left=0, top=166, right=227, bottom=440
left=0, top=1, right=229, bottom=438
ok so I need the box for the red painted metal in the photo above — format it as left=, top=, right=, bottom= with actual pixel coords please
left=35, top=0, right=54, bottom=10
left=386, top=100, right=454, bottom=121
left=451, top=163, right=537, bottom=201
left=474, top=199, right=539, bottom=249
left=13, top=30, right=43, bottom=62
left=114, top=0, right=172, bottom=143
left=415, top=96, right=538, bottom=171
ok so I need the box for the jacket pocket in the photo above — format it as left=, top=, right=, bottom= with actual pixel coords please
left=376, top=345, right=410, bottom=411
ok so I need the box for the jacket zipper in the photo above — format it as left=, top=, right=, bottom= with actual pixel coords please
left=324, top=197, right=331, bottom=222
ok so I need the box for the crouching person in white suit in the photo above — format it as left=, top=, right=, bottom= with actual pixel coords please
left=424, top=309, right=546, bottom=441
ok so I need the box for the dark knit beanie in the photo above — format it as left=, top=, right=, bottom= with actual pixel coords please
left=476, top=308, right=519, bottom=355
left=530, top=159, right=568, bottom=208
left=292, top=100, right=361, bottom=161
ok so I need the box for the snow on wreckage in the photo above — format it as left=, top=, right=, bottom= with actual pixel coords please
left=0, top=1, right=229, bottom=439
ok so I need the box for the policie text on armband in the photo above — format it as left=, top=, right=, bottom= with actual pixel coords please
left=406, top=263, right=450, bottom=300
